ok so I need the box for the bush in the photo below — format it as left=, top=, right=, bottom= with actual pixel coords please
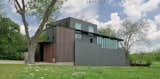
left=130, top=51, right=160, bottom=64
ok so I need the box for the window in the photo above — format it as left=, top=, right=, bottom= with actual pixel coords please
left=97, top=36, right=101, bottom=47
left=90, top=38, right=93, bottom=43
left=75, top=33, right=82, bottom=39
left=88, top=26, right=94, bottom=32
left=75, top=23, right=81, bottom=30
left=97, top=36, right=120, bottom=49
left=47, top=36, right=49, bottom=40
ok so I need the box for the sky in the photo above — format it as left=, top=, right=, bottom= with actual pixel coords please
left=3, top=0, right=160, bottom=53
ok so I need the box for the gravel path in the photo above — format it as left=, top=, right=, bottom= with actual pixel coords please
left=0, top=60, right=24, bottom=64
left=0, top=60, right=73, bottom=65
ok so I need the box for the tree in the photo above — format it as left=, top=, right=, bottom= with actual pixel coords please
left=0, top=15, right=27, bottom=60
left=98, top=28, right=116, bottom=37
left=0, top=0, right=5, bottom=15
left=118, top=20, right=149, bottom=65
left=10, top=0, right=61, bottom=64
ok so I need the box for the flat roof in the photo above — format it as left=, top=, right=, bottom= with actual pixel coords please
left=47, top=17, right=97, bottom=27
left=47, top=17, right=123, bottom=41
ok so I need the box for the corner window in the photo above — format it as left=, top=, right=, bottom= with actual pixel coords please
left=88, top=26, right=94, bottom=32
left=75, top=33, right=82, bottom=39
left=75, top=23, right=81, bottom=30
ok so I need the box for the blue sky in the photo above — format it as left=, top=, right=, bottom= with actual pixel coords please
left=3, top=0, right=160, bottom=52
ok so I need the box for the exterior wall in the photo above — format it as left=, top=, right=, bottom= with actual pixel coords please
left=55, top=26, right=75, bottom=62
left=47, top=17, right=97, bottom=33
left=69, top=18, right=97, bottom=33
left=46, top=28, right=55, bottom=42
left=75, top=40, right=127, bottom=66
left=76, top=32, right=97, bottom=44
left=43, top=43, right=55, bottom=63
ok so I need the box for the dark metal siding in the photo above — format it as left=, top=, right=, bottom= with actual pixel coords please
left=48, top=17, right=97, bottom=33
left=69, top=18, right=97, bottom=33
left=75, top=40, right=127, bottom=66
left=55, top=26, right=75, bottom=62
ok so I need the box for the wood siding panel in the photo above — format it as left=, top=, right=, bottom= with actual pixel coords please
left=56, top=27, right=75, bottom=62
left=43, top=44, right=55, bottom=63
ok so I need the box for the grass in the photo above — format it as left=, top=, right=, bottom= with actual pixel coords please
left=0, top=62, right=160, bottom=79
left=0, top=64, right=25, bottom=79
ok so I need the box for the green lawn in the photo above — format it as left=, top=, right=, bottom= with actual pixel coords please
left=0, top=62, right=160, bottom=79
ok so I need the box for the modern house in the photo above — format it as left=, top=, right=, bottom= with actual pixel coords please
left=35, top=17, right=128, bottom=66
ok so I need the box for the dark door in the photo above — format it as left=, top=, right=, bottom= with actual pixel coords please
left=40, top=44, right=44, bottom=61
left=43, top=43, right=55, bottom=63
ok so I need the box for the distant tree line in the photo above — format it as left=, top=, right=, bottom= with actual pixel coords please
left=130, top=50, right=160, bottom=64
left=0, top=15, right=27, bottom=60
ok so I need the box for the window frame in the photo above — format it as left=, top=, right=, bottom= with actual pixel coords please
left=75, top=23, right=82, bottom=30
left=88, top=26, right=94, bottom=33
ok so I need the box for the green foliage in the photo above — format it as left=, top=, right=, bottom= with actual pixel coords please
left=39, top=30, right=46, bottom=42
left=0, top=16, right=27, bottom=60
left=26, top=0, right=62, bottom=20
left=0, top=1, right=5, bottom=15
left=130, top=51, right=160, bottom=64
left=98, top=28, right=116, bottom=37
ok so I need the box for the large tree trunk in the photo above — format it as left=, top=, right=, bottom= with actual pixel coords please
left=124, top=50, right=130, bottom=66
left=15, top=0, right=58, bottom=64
left=25, top=39, right=37, bottom=64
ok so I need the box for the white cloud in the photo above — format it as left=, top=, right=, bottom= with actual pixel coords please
left=132, top=19, right=160, bottom=52
left=154, top=14, right=160, bottom=24
left=141, top=0, right=160, bottom=12
left=87, top=13, right=122, bottom=32
left=57, top=0, right=99, bottom=21
left=122, top=0, right=143, bottom=20
left=20, top=25, right=25, bottom=35
left=122, top=0, right=160, bottom=21
left=20, top=24, right=38, bottom=36
left=105, top=13, right=122, bottom=31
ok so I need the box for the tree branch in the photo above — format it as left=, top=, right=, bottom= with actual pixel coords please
left=14, top=0, right=30, bottom=41
left=33, top=0, right=57, bottom=41
left=21, top=13, right=30, bottom=40
left=22, top=0, right=25, bottom=12
left=14, top=0, right=22, bottom=11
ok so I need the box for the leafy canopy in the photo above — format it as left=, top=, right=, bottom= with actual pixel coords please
left=0, top=15, right=27, bottom=60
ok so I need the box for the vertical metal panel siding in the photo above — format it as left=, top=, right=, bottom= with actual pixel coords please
left=75, top=41, right=127, bottom=66
left=56, top=27, right=75, bottom=62
left=43, top=44, right=55, bottom=63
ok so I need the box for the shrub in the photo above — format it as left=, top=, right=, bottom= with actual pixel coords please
left=130, top=51, right=160, bottom=64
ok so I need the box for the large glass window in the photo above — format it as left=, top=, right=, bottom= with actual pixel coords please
left=115, top=40, right=118, bottom=49
left=110, top=40, right=114, bottom=49
left=75, top=23, right=81, bottom=30
left=88, top=26, right=94, bottom=32
left=97, top=36, right=119, bottom=49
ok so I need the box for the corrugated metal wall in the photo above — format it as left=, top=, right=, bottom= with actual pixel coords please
left=75, top=41, right=127, bottom=66
left=55, top=27, right=75, bottom=62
